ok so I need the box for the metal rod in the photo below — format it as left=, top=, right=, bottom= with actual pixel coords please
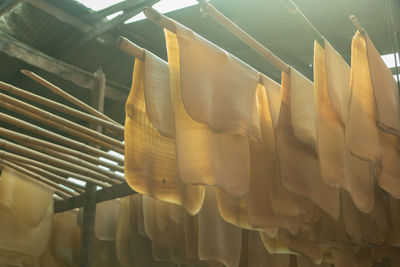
left=21, top=70, right=122, bottom=126
left=0, top=159, right=74, bottom=199
left=196, top=2, right=291, bottom=73
left=0, top=81, right=124, bottom=133
left=0, top=138, right=120, bottom=185
left=0, top=127, right=124, bottom=173
left=117, top=36, right=145, bottom=61
left=0, top=111, right=124, bottom=164
left=280, top=0, right=325, bottom=47
left=0, top=150, right=111, bottom=188
left=0, top=92, right=124, bottom=150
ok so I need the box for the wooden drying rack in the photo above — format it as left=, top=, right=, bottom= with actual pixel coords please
left=0, top=1, right=379, bottom=266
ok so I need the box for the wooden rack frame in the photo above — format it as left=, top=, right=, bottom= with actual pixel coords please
left=0, top=2, right=385, bottom=266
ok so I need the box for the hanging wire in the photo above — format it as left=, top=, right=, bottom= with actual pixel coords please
left=385, top=0, right=400, bottom=88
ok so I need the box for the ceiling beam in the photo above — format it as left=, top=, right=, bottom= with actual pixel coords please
left=54, top=182, right=136, bottom=213
left=27, top=0, right=92, bottom=32
left=24, top=0, right=159, bottom=63
left=0, top=31, right=129, bottom=101
left=84, top=0, right=146, bottom=23
left=67, top=0, right=160, bottom=51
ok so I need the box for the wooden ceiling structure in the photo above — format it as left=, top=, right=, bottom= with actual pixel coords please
left=0, top=0, right=398, bottom=124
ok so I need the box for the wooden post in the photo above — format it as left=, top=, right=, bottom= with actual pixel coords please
left=91, top=69, right=106, bottom=133
left=289, top=255, right=297, bottom=267
left=80, top=69, right=106, bottom=267
left=80, top=183, right=97, bottom=267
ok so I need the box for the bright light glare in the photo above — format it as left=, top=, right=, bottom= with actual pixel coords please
left=115, top=171, right=125, bottom=177
left=394, top=75, right=399, bottom=82
left=381, top=53, right=399, bottom=69
left=99, top=156, right=118, bottom=165
left=125, top=0, right=206, bottom=23
left=67, top=177, right=87, bottom=187
left=106, top=10, right=123, bottom=20
left=108, top=150, right=124, bottom=160
left=75, top=0, right=209, bottom=23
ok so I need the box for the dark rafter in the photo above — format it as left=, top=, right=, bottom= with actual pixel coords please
left=84, top=0, right=148, bottom=23
left=55, top=182, right=136, bottom=213
left=66, top=0, right=161, bottom=51
left=0, top=31, right=129, bottom=101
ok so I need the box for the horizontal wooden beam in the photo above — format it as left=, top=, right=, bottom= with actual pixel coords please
left=70, top=0, right=160, bottom=50
left=54, top=182, right=136, bottom=212
left=0, top=31, right=129, bottom=101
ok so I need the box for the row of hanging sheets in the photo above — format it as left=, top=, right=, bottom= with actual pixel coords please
left=0, top=165, right=118, bottom=267
left=0, top=169, right=330, bottom=267
left=1, top=160, right=397, bottom=267
left=124, top=10, right=400, bottom=267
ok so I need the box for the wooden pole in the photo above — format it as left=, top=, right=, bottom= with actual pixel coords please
left=0, top=138, right=121, bottom=184
left=0, top=92, right=124, bottom=149
left=0, top=111, right=124, bottom=164
left=54, top=195, right=63, bottom=201
left=17, top=162, right=86, bottom=193
left=91, top=69, right=107, bottom=134
left=0, top=159, right=74, bottom=198
left=0, top=99, right=124, bottom=154
left=0, top=127, right=124, bottom=172
left=0, top=81, right=124, bottom=133
left=194, top=2, right=291, bottom=73
left=349, top=15, right=365, bottom=34
left=0, top=150, right=111, bottom=188
left=28, top=143, right=124, bottom=181
left=143, top=7, right=176, bottom=33
left=117, top=37, right=145, bottom=61
left=21, top=70, right=122, bottom=126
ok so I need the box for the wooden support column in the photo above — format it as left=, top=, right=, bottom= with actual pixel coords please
left=80, top=183, right=96, bottom=267
left=289, top=255, right=297, bottom=267
left=91, top=69, right=106, bottom=133
left=79, top=69, right=106, bottom=267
